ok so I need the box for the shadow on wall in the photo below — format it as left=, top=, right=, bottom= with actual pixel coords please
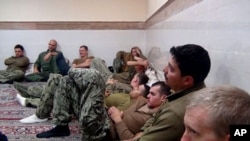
left=211, top=50, right=243, bottom=89
left=56, top=43, right=62, bottom=51
left=213, top=64, right=243, bottom=87
left=213, top=65, right=231, bottom=85
left=147, top=47, right=170, bottom=81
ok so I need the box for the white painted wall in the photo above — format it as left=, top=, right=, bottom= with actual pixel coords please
left=1, top=0, right=249, bottom=93
left=145, top=0, right=250, bottom=92
left=146, top=0, right=168, bottom=18
left=0, top=30, right=146, bottom=68
left=0, top=0, right=146, bottom=21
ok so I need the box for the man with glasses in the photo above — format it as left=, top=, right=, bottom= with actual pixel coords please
left=25, top=39, right=68, bottom=82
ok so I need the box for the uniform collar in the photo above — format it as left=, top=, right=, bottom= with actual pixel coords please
left=167, top=82, right=205, bottom=102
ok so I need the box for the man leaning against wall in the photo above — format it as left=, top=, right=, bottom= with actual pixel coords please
left=0, top=44, right=29, bottom=84
left=14, top=45, right=93, bottom=108
left=25, top=39, right=67, bottom=82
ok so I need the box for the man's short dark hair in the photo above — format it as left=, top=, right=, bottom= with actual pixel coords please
left=14, top=44, right=24, bottom=51
left=142, top=84, right=150, bottom=98
left=80, top=45, right=88, bottom=51
left=137, top=72, right=149, bottom=85
left=151, top=81, right=171, bottom=96
left=170, top=44, right=211, bottom=84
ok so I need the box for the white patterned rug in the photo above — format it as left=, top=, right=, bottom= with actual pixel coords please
left=0, top=83, right=82, bottom=141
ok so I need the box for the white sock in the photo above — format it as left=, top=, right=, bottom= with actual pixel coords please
left=16, top=93, right=26, bottom=106
left=20, top=114, right=48, bottom=124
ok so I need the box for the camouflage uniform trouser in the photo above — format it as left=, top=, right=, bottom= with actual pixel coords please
left=91, top=57, right=133, bottom=93
left=35, top=73, right=63, bottom=118
left=52, top=68, right=110, bottom=141
left=112, top=71, right=135, bottom=84
left=25, top=71, right=50, bottom=82
left=26, top=57, right=112, bottom=111
left=25, top=85, right=44, bottom=107
left=13, top=78, right=57, bottom=109
left=0, top=69, right=24, bottom=83
left=90, top=57, right=113, bottom=82
left=34, top=57, right=132, bottom=118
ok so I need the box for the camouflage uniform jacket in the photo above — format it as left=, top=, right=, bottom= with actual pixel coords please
left=4, top=55, right=30, bottom=72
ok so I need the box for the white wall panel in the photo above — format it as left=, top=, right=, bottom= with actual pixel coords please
left=0, top=0, right=146, bottom=21
left=0, top=30, right=146, bottom=69
left=146, top=0, right=250, bottom=92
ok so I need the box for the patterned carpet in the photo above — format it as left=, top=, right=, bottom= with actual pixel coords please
left=0, top=83, right=82, bottom=141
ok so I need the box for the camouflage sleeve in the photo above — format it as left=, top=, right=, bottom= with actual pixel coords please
left=106, top=82, right=132, bottom=94
left=4, top=57, right=15, bottom=65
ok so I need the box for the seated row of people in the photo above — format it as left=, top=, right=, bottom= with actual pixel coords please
left=11, top=43, right=250, bottom=141
left=0, top=39, right=70, bottom=83
left=0, top=39, right=149, bottom=84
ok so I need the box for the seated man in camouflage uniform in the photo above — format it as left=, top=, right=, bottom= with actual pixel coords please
left=0, top=44, right=29, bottom=84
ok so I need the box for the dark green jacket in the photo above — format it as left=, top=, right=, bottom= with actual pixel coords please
left=137, top=82, right=206, bottom=141
left=34, top=50, right=62, bottom=73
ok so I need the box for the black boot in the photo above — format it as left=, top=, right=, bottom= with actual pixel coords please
left=36, top=125, right=70, bottom=138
